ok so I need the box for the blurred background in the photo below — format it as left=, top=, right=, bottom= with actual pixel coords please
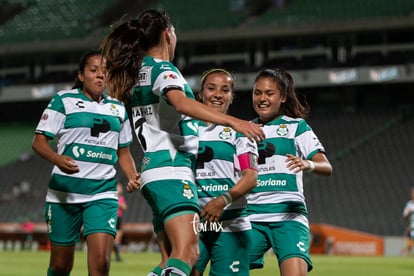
left=0, top=0, right=413, bottom=255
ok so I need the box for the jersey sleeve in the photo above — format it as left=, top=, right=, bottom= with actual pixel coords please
left=34, top=93, right=66, bottom=139
left=295, top=119, right=326, bottom=160
left=235, top=133, right=259, bottom=156
left=152, top=62, right=186, bottom=97
left=233, top=132, right=259, bottom=171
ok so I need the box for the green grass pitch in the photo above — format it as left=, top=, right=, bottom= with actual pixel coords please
left=1, top=251, right=414, bottom=275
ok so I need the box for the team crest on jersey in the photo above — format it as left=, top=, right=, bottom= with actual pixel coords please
left=219, top=127, right=232, bottom=140
left=163, top=73, right=178, bottom=80
left=276, top=124, right=288, bottom=136
left=110, top=104, right=119, bottom=115
left=182, top=180, right=194, bottom=199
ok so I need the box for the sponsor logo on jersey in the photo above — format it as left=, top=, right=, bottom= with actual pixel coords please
left=83, top=138, right=106, bottom=145
left=72, top=145, right=113, bottom=161
left=160, top=64, right=172, bottom=70
left=313, top=136, right=322, bottom=147
left=196, top=171, right=216, bottom=178
left=197, top=183, right=228, bottom=192
left=41, top=113, right=48, bottom=120
left=91, top=118, right=111, bottom=137
left=163, top=73, right=178, bottom=80
left=75, top=100, right=85, bottom=109
left=219, top=127, right=232, bottom=140
left=257, top=178, right=286, bottom=187
left=276, top=124, right=288, bottom=136
left=142, top=157, right=150, bottom=169
left=258, top=142, right=276, bottom=164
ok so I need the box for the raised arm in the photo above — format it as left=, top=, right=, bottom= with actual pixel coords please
left=166, top=89, right=264, bottom=142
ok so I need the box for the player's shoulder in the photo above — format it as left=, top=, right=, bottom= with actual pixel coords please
left=281, top=115, right=305, bottom=124
left=103, top=93, right=125, bottom=106
left=56, top=88, right=79, bottom=97
left=148, top=57, right=177, bottom=72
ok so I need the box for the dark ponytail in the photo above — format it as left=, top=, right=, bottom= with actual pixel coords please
left=101, top=20, right=142, bottom=103
left=100, top=9, right=173, bottom=104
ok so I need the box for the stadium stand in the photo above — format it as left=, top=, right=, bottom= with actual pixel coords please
left=1, top=0, right=414, bottom=241
left=246, top=0, right=414, bottom=27
left=306, top=108, right=414, bottom=236
left=0, top=0, right=117, bottom=43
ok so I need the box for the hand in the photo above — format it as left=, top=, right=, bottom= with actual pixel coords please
left=56, top=156, right=79, bottom=174
left=200, top=196, right=226, bottom=222
left=126, top=172, right=141, bottom=193
left=285, top=154, right=311, bottom=173
left=231, top=119, right=264, bottom=143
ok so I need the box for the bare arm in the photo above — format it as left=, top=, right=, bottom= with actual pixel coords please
left=117, top=146, right=140, bottom=193
left=166, top=90, right=264, bottom=142
left=201, top=168, right=258, bottom=222
left=286, top=152, right=333, bottom=176
left=32, top=133, right=79, bottom=174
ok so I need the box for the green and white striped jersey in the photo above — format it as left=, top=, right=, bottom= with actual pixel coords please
left=403, top=200, right=414, bottom=236
left=131, top=56, right=199, bottom=188
left=35, top=88, right=132, bottom=204
left=196, top=122, right=258, bottom=232
left=247, top=115, right=326, bottom=227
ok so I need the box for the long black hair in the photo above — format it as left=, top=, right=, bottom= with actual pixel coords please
left=100, top=9, right=172, bottom=103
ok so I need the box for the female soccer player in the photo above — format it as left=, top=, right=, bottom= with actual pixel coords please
left=32, top=49, right=139, bottom=276
left=100, top=9, right=264, bottom=276
left=248, top=68, right=333, bottom=276
left=192, top=68, right=258, bottom=275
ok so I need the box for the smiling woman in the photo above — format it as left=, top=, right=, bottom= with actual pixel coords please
left=31, top=49, right=140, bottom=276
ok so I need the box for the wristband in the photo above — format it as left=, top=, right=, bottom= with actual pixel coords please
left=306, top=160, right=315, bottom=172
left=221, top=191, right=232, bottom=205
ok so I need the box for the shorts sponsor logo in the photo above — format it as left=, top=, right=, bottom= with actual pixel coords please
left=258, top=165, right=275, bottom=172
left=297, top=241, right=306, bottom=252
left=108, top=218, right=116, bottom=229
left=229, top=261, right=240, bottom=273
